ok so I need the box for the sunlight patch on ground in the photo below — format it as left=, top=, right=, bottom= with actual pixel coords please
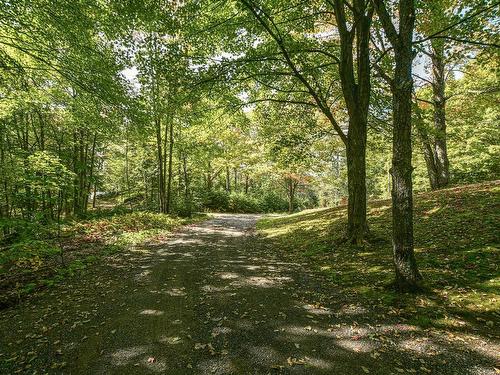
left=231, top=275, right=293, bottom=288
left=336, top=338, right=377, bottom=353
left=158, top=336, right=183, bottom=345
left=398, top=338, right=443, bottom=356
left=218, top=272, right=240, bottom=280
left=110, top=345, right=148, bottom=365
left=301, top=303, right=332, bottom=316
left=165, top=287, right=187, bottom=296
left=139, top=309, right=165, bottom=316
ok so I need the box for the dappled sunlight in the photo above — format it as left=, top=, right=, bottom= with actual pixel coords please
left=166, top=237, right=206, bottom=245
left=197, top=357, right=236, bottom=374
left=335, top=338, right=378, bottom=353
left=217, top=272, right=240, bottom=280
left=164, top=287, right=187, bottom=296
left=110, top=345, right=149, bottom=366
left=306, top=356, right=334, bottom=370
left=229, top=275, right=293, bottom=289
left=301, top=303, right=332, bottom=316
left=134, top=269, right=152, bottom=281
left=3, top=209, right=498, bottom=374
left=202, top=284, right=227, bottom=293
left=158, top=335, right=183, bottom=345
left=336, top=304, right=369, bottom=316
left=139, top=309, right=165, bottom=316
left=399, top=337, right=444, bottom=356
left=246, top=345, right=284, bottom=366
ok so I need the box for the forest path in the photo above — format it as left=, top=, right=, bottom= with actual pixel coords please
left=1, top=214, right=497, bottom=374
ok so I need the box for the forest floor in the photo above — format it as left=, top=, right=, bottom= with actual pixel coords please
left=0, top=182, right=499, bottom=374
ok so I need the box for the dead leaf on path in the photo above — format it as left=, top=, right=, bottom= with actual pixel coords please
left=287, top=357, right=306, bottom=366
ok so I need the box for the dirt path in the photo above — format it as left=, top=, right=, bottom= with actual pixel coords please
left=0, top=214, right=498, bottom=374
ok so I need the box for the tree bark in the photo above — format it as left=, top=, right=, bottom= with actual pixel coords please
left=155, top=117, right=166, bottom=213
left=431, top=39, right=450, bottom=188
left=346, top=120, right=368, bottom=244
left=225, top=165, right=231, bottom=192
left=286, top=177, right=297, bottom=214
left=414, top=104, right=439, bottom=189
left=374, top=0, right=422, bottom=291
left=333, top=0, right=372, bottom=244
left=165, top=119, right=174, bottom=214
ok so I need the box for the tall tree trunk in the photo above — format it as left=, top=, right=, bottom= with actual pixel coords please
left=334, top=0, right=372, bottom=244
left=375, top=0, right=422, bottom=291
left=414, top=105, right=439, bottom=189
left=182, top=153, right=191, bottom=217
left=165, top=119, right=174, bottom=214
left=286, top=178, right=296, bottom=214
left=225, top=166, right=231, bottom=192
left=207, top=161, right=213, bottom=191
left=86, top=134, right=97, bottom=212
left=346, top=117, right=368, bottom=245
left=155, top=118, right=166, bottom=213
left=431, top=39, right=449, bottom=188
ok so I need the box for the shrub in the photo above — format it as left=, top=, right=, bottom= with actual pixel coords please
left=202, top=190, right=230, bottom=211
left=228, top=193, right=261, bottom=213
left=259, top=191, right=289, bottom=212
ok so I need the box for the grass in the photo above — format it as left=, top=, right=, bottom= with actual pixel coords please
left=257, top=180, right=500, bottom=334
left=0, top=210, right=207, bottom=307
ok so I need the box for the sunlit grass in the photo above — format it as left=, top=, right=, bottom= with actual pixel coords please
left=258, top=181, right=500, bottom=332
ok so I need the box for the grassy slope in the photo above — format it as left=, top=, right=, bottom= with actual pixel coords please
left=258, top=181, right=499, bottom=334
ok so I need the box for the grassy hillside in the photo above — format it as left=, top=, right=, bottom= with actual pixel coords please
left=258, top=181, right=499, bottom=333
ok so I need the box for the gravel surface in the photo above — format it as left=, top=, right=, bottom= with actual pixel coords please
left=0, top=214, right=498, bottom=374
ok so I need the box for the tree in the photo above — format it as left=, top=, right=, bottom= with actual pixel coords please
left=373, top=0, right=423, bottom=291
left=213, top=0, right=375, bottom=243
left=414, top=0, right=500, bottom=189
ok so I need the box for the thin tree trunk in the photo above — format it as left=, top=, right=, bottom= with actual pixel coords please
left=431, top=39, right=450, bottom=188
left=375, top=0, right=422, bottom=291
left=414, top=105, right=439, bottom=189
left=155, top=118, right=166, bottom=213
left=165, top=119, right=174, bottom=214
left=286, top=178, right=296, bottom=214
left=225, top=166, right=231, bottom=192
left=182, top=153, right=191, bottom=217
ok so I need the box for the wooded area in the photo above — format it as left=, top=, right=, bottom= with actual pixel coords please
left=0, top=1, right=499, bottom=373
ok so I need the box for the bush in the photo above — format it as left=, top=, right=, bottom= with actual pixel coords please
left=200, top=189, right=291, bottom=213
left=259, top=191, right=289, bottom=213
left=228, top=193, right=261, bottom=213
left=202, top=190, right=230, bottom=211
left=0, top=239, right=61, bottom=271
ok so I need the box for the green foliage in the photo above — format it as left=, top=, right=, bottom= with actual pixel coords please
left=203, top=190, right=230, bottom=211
left=0, top=239, right=61, bottom=273
left=228, top=193, right=261, bottom=213
left=259, top=192, right=290, bottom=213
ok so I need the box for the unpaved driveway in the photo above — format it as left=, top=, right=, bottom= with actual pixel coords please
left=0, top=214, right=498, bottom=374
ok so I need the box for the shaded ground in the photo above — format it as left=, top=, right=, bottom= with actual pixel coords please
left=0, top=213, right=498, bottom=374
